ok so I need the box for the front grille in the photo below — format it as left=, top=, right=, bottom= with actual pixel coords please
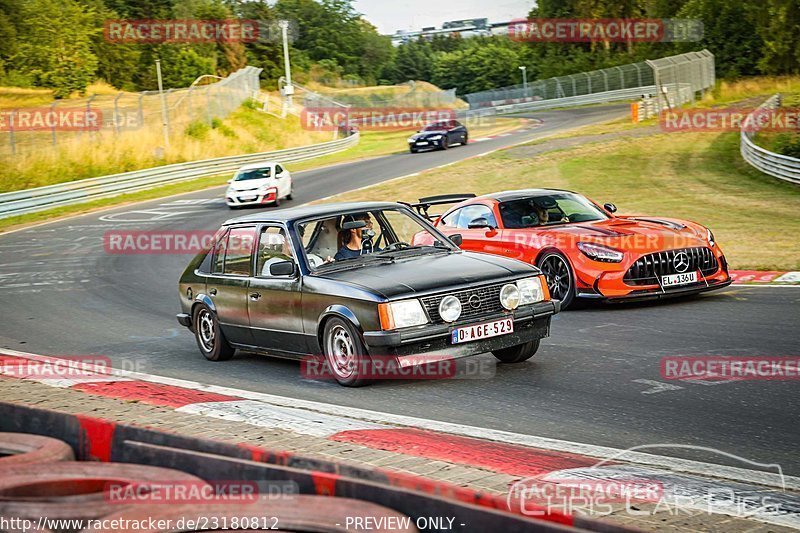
left=421, top=283, right=507, bottom=325
left=624, top=247, right=718, bottom=286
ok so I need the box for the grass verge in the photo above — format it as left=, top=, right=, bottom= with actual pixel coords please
left=0, top=118, right=525, bottom=234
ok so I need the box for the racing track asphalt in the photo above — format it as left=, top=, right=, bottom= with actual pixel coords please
left=1, top=103, right=798, bottom=476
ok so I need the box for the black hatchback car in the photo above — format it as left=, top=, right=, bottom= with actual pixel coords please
left=177, top=202, right=559, bottom=386
left=408, top=120, right=468, bottom=153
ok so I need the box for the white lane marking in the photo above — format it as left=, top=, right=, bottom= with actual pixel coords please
left=472, top=137, right=492, bottom=142
left=542, top=465, right=800, bottom=529
left=2, top=349, right=798, bottom=491
left=632, top=379, right=684, bottom=395
left=177, top=400, right=388, bottom=437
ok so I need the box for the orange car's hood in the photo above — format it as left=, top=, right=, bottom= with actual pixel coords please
left=538, top=216, right=709, bottom=253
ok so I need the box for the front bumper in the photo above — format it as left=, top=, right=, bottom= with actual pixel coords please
left=225, top=189, right=277, bottom=206
left=363, top=300, right=559, bottom=359
left=409, top=138, right=445, bottom=150
left=577, top=275, right=733, bottom=302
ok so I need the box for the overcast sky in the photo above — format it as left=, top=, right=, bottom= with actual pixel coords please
left=352, top=0, right=535, bottom=34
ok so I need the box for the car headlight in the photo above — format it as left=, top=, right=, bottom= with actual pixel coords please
left=429, top=134, right=443, bottom=140
left=407, top=137, right=416, bottom=143
left=378, top=299, right=428, bottom=330
left=577, top=242, right=624, bottom=262
left=500, top=283, right=520, bottom=310
left=438, top=295, right=462, bottom=322
left=707, top=228, right=715, bottom=247
left=516, top=277, right=544, bottom=306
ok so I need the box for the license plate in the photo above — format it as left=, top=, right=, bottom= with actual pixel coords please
left=416, top=141, right=429, bottom=145
left=451, top=318, right=513, bottom=344
left=662, top=271, right=698, bottom=287
left=239, top=196, right=257, bottom=201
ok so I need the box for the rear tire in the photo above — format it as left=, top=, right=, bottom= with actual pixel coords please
left=492, top=339, right=540, bottom=363
left=286, top=187, right=293, bottom=201
left=193, top=305, right=235, bottom=362
left=462, top=134, right=468, bottom=146
left=322, top=317, right=370, bottom=387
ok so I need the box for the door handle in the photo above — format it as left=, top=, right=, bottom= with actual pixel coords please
left=209, top=288, right=217, bottom=295
left=249, top=292, right=262, bottom=300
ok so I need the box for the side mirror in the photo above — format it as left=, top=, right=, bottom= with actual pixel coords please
left=449, top=234, right=463, bottom=246
left=227, top=179, right=233, bottom=184
left=269, top=260, right=296, bottom=277
left=603, top=203, right=617, bottom=213
left=467, top=217, right=492, bottom=230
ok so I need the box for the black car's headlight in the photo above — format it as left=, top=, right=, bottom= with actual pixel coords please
left=378, top=299, right=428, bottom=330
left=429, top=134, right=443, bottom=140
left=407, top=136, right=416, bottom=143
left=577, top=242, right=624, bottom=262
left=438, top=295, right=462, bottom=322
left=516, top=277, right=545, bottom=305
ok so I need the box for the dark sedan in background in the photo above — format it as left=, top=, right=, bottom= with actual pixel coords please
left=177, top=202, right=559, bottom=386
left=408, top=120, right=469, bottom=153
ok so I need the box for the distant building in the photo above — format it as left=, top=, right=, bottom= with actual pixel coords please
left=389, top=17, right=506, bottom=46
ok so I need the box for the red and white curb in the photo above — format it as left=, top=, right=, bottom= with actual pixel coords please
left=1, top=348, right=799, bottom=528
left=730, top=270, right=800, bottom=284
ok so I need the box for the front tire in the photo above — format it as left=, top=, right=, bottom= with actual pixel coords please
left=193, top=305, right=235, bottom=361
left=492, top=339, right=540, bottom=363
left=440, top=137, right=449, bottom=150
left=538, top=251, right=576, bottom=309
left=322, top=317, right=370, bottom=387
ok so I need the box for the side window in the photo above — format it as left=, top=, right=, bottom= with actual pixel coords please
left=440, top=208, right=462, bottom=228
left=222, top=226, right=256, bottom=276
left=257, top=227, right=295, bottom=277
left=275, top=164, right=283, bottom=174
left=211, top=228, right=229, bottom=274
left=458, top=205, right=496, bottom=229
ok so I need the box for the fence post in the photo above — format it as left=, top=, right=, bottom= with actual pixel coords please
left=50, top=101, right=58, bottom=146
left=9, top=110, right=16, bottom=156
left=113, top=93, right=122, bottom=134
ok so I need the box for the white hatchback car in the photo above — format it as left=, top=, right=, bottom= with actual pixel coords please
left=225, top=161, right=293, bottom=208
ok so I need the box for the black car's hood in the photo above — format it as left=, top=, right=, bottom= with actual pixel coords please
left=315, top=251, right=537, bottom=299
left=410, top=129, right=447, bottom=140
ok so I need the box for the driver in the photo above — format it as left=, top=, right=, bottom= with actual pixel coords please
left=333, top=213, right=373, bottom=261
left=534, top=205, right=549, bottom=226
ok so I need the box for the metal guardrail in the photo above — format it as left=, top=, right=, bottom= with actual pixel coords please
left=0, top=133, right=360, bottom=219
left=741, top=94, right=800, bottom=185
left=495, top=86, right=657, bottom=114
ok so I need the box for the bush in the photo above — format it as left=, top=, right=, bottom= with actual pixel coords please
left=773, top=132, right=800, bottom=159
left=185, top=120, right=210, bottom=140
left=211, top=117, right=236, bottom=138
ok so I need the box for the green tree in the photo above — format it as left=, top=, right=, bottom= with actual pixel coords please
left=14, top=0, right=99, bottom=97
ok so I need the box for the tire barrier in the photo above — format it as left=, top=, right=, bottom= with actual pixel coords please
left=0, top=433, right=74, bottom=466
left=84, top=495, right=418, bottom=532
left=0, top=402, right=635, bottom=532
left=0, top=463, right=208, bottom=521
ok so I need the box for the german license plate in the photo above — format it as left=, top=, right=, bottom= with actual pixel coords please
left=416, top=141, right=428, bottom=146
left=451, top=318, right=513, bottom=344
left=239, top=196, right=257, bottom=201
left=662, top=271, right=698, bottom=287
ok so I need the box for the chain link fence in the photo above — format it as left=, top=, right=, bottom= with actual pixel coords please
left=1, top=66, right=262, bottom=158
left=464, top=50, right=714, bottom=111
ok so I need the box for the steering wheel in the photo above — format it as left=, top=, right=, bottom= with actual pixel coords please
left=381, top=241, right=411, bottom=252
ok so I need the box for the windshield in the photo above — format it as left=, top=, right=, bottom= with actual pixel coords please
left=234, top=168, right=271, bottom=181
left=423, top=122, right=448, bottom=131
left=499, top=193, right=609, bottom=228
left=297, top=207, right=454, bottom=271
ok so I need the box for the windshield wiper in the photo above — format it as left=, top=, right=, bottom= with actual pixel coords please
left=377, top=245, right=449, bottom=257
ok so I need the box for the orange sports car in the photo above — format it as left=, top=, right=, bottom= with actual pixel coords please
left=409, top=190, right=732, bottom=308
